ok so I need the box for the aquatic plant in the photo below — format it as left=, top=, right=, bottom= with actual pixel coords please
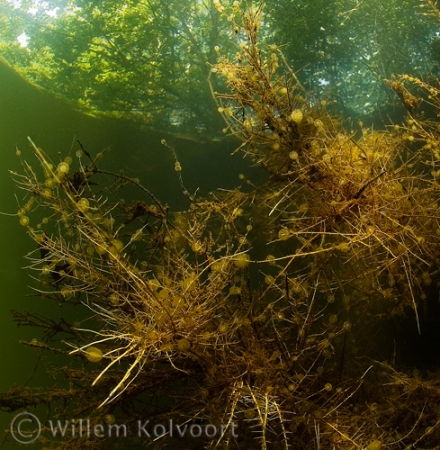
left=4, top=1, right=440, bottom=449
left=212, top=1, right=440, bottom=332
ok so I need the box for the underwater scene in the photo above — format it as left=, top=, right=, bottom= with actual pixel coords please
left=2, top=0, right=440, bottom=448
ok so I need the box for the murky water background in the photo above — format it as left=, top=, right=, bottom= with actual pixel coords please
left=0, top=58, right=258, bottom=447
left=2, top=1, right=440, bottom=448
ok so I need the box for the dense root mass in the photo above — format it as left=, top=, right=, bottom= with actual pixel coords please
left=4, top=2, right=440, bottom=449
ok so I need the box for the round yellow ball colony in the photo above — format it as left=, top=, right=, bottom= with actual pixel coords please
left=109, top=293, right=120, bottom=305
left=290, top=109, right=303, bottom=124
left=233, top=253, right=250, bottom=268
left=244, top=409, right=255, bottom=419
left=232, top=207, right=243, bottom=217
left=173, top=296, right=184, bottom=308
left=159, top=343, right=174, bottom=352
left=45, top=178, right=56, bottom=188
left=337, top=242, right=350, bottom=252
left=77, top=198, right=90, bottom=213
left=366, top=441, right=383, bottom=450
left=111, top=239, right=124, bottom=253
left=229, top=286, right=241, bottom=295
left=322, top=154, right=332, bottom=164
left=278, top=227, right=290, bottom=241
left=218, top=323, right=228, bottom=333
left=224, top=107, right=233, bottom=117
left=243, top=119, right=252, bottom=131
left=265, top=275, right=274, bottom=285
left=85, top=346, right=103, bottom=363
left=180, top=274, right=198, bottom=291
left=299, top=203, right=309, bottom=213
left=61, top=287, right=72, bottom=298
left=289, top=151, right=299, bottom=161
left=191, top=240, right=203, bottom=253
left=131, top=228, right=143, bottom=242
left=57, top=162, right=70, bottom=174
left=211, top=260, right=229, bottom=273
left=19, top=215, right=30, bottom=226
left=177, top=338, right=191, bottom=352
left=42, top=189, right=52, bottom=199
left=104, top=414, right=115, bottom=425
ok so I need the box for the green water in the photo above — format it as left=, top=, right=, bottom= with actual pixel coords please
left=0, top=58, right=254, bottom=447
left=1, top=1, right=440, bottom=448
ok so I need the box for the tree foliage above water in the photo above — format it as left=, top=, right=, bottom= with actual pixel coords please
left=267, top=0, right=439, bottom=119
left=1, top=0, right=439, bottom=135
left=0, top=0, right=235, bottom=136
